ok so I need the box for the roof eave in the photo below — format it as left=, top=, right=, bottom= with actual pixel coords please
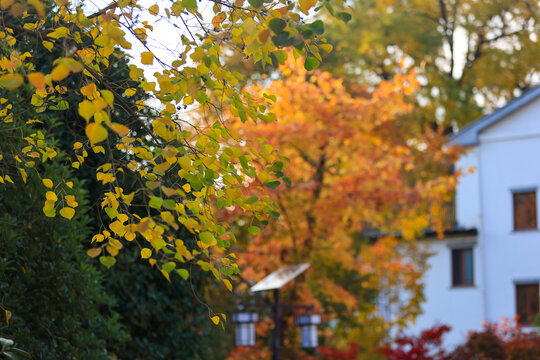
left=450, top=85, right=540, bottom=146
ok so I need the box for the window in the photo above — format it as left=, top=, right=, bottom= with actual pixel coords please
left=516, top=283, right=539, bottom=325
left=513, top=191, right=537, bottom=231
left=452, top=248, right=473, bottom=286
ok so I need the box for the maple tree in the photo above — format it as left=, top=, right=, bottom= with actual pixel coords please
left=0, top=0, right=349, bottom=307
left=220, top=57, right=460, bottom=355
left=323, top=0, right=540, bottom=127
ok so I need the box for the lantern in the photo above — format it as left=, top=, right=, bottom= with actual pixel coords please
left=231, top=312, right=259, bottom=346
left=296, top=314, right=321, bottom=348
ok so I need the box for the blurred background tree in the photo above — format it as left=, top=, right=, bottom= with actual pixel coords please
left=323, top=0, right=539, bottom=128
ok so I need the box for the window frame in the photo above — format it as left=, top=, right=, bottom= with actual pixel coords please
left=451, top=247, right=474, bottom=287
left=515, top=283, right=540, bottom=326
left=512, top=190, right=538, bottom=231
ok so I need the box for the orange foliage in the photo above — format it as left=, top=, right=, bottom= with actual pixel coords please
left=222, top=56, right=461, bottom=352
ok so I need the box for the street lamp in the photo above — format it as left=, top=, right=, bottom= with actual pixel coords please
left=231, top=312, right=259, bottom=347
left=248, top=263, right=313, bottom=360
left=296, top=314, right=321, bottom=348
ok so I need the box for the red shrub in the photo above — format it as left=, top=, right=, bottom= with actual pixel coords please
left=379, top=325, right=451, bottom=360
left=319, top=342, right=360, bottom=360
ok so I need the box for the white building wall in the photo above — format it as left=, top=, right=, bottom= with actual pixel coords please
left=411, top=237, right=483, bottom=347
left=477, top=99, right=540, bottom=323
left=455, top=148, right=480, bottom=229
left=409, top=95, right=540, bottom=348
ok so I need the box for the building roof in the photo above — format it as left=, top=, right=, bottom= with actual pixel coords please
left=451, top=85, right=540, bottom=146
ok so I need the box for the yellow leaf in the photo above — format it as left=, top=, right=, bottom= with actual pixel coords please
left=161, top=269, right=171, bottom=281
left=141, top=248, right=152, bottom=258
left=0, top=0, right=14, bottom=9
left=299, top=0, right=317, bottom=14
left=85, top=123, right=108, bottom=144
left=28, top=0, right=45, bottom=17
left=43, top=199, right=55, bottom=210
left=73, top=142, right=83, bottom=149
left=27, top=72, right=46, bottom=90
left=124, top=88, right=136, bottom=96
left=78, top=100, right=96, bottom=121
left=92, top=234, right=105, bottom=243
left=0, top=74, right=23, bottom=90
left=110, top=123, right=129, bottom=136
left=46, top=191, right=57, bottom=201
left=87, top=247, right=102, bottom=258
left=50, top=64, right=70, bottom=81
left=42, top=41, right=53, bottom=51
left=42, top=178, right=53, bottom=189
left=5, top=309, right=12, bottom=324
left=66, top=181, right=73, bottom=189
left=59, top=207, right=75, bottom=219
left=319, top=43, right=333, bottom=53
left=141, top=51, right=154, bottom=65
left=154, top=162, right=171, bottom=174
left=211, top=316, right=220, bottom=325
left=223, top=279, right=232, bottom=291
left=182, top=183, right=191, bottom=193
left=65, top=195, right=78, bottom=207
left=109, top=221, right=126, bottom=236
left=81, top=83, right=99, bottom=100
left=94, top=110, right=109, bottom=124
left=149, top=4, right=159, bottom=15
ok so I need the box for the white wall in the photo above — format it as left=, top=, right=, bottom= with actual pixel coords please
left=410, top=237, right=483, bottom=347
left=477, top=98, right=540, bottom=323
left=410, top=96, right=540, bottom=348
left=455, top=148, right=480, bottom=229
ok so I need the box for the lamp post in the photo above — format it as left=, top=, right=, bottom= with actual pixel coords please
left=231, top=263, right=322, bottom=360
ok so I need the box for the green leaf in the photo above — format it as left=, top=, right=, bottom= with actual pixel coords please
left=265, top=180, right=281, bottom=189
left=272, top=32, right=294, bottom=47
left=308, top=20, right=324, bottom=34
left=336, top=11, right=352, bottom=23
left=199, top=231, right=216, bottom=245
left=104, top=207, right=118, bottom=219
left=99, top=256, right=116, bottom=269
left=176, top=269, right=189, bottom=280
left=245, top=196, right=258, bottom=204
left=269, top=210, right=281, bottom=218
left=163, top=199, right=176, bottom=210
left=182, top=0, right=196, bottom=10
left=149, top=196, right=163, bottom=209
left=304, top=57, right=320, bottom=71
left=43, top=208, right=56, bottom=217
left=282, top=177, right=292, bottom=185
left=248, top=0, right=263, bottom=8
left=268, top=18, right=286, bottom=34
left=162, top=262, right=176, bottom=273
left=248, top=226, right=260, bottom=235
left=273, top=50, right=288, bottom=64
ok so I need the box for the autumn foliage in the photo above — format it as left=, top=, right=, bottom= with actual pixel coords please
left=222, top=57, right=460, bottom=353
left=0, top=0, right=354, bottom=311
